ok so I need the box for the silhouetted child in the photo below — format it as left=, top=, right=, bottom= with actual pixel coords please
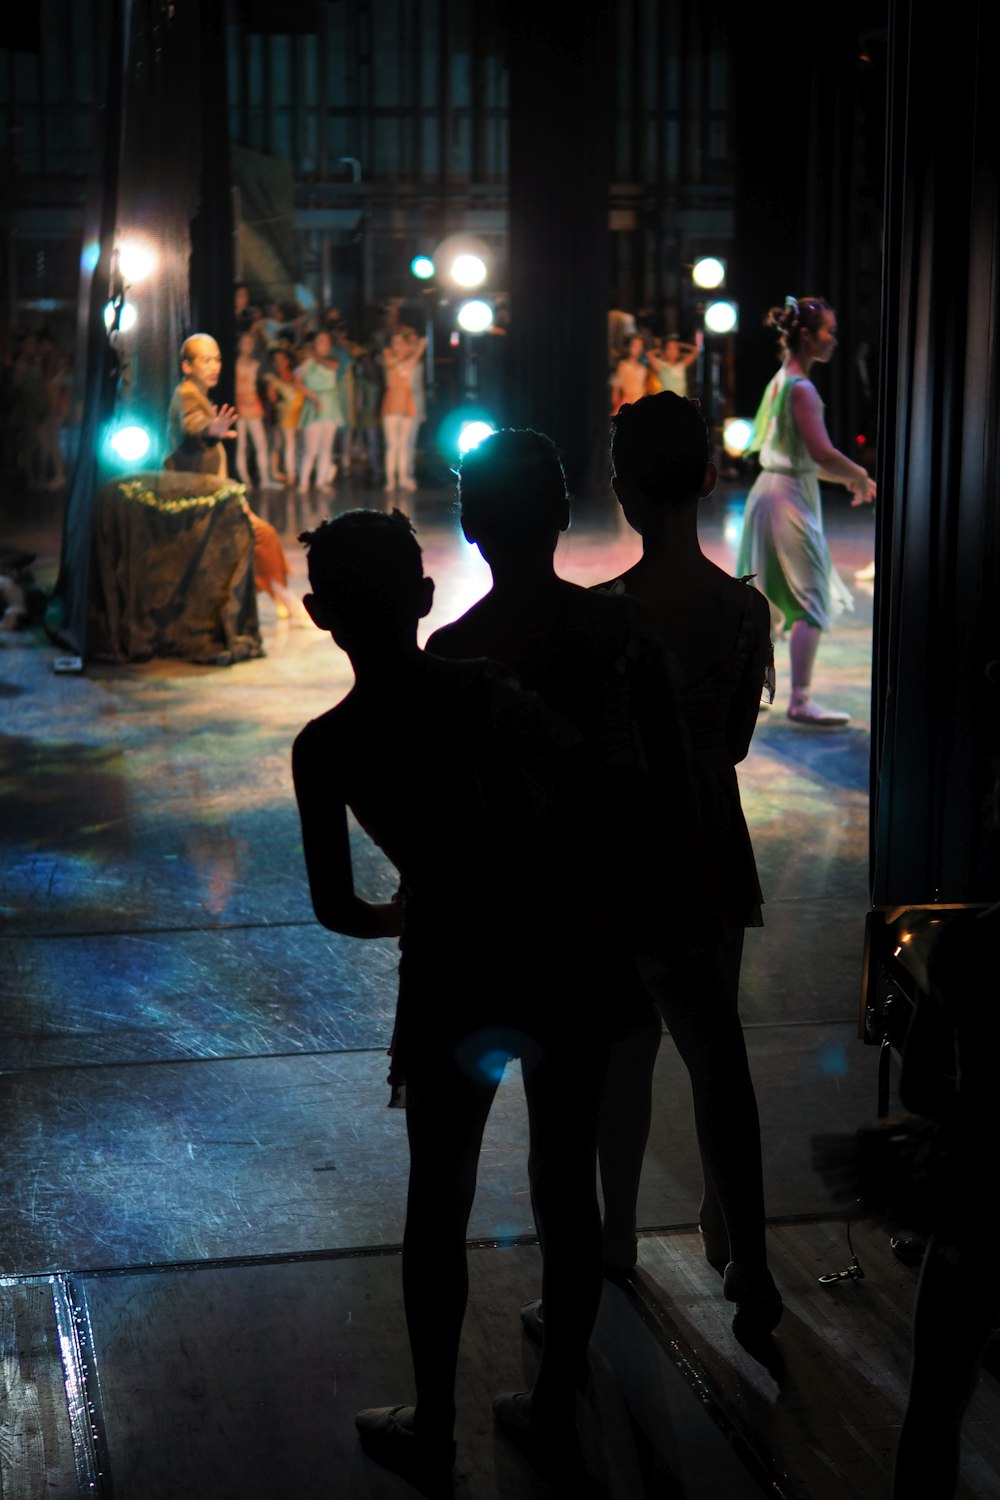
left=427, top=431, right=710, bottom=1378
left=292, top=508, right=621, bottom=1492
left=596, top=391, right=781, bottom=1338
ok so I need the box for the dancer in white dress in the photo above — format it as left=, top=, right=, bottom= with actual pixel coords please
left=736, top=296, right=875, bottom=725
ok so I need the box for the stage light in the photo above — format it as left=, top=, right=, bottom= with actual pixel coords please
left=411, top=255, right=435, bottom=280
left=105, top=300, right=137, bottom=333
left=109, top=424, right=152, bottom=463
left=117, top=239, right=157, bottom=283
left=436, top=405, right=497, bottom=461
left=723, top=502, right=745, bottom=551
left=451, top=254, right=487, bottom=289
left=692, top=256, right=726, bottom=289
left=81, top=240, right=101, bottom=273
left=434, top=234, right=492, bottom=291
left=458, top=419, right=495, bottom=454
left=704, top=299, right=738, bottom=334
left=456, top=299, right=494, bottom=334
left=722, top=417, right=755, bottom=457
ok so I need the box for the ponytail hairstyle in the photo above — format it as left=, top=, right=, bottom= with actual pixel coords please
left=764, top=295, right=832, bottom=355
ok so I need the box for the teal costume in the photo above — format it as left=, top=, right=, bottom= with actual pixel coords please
left=298, top=358, right=344, bottom=426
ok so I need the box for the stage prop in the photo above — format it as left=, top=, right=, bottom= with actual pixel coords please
left=86, top=472, right=262, bottom=666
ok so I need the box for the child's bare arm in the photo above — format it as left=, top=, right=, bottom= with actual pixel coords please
left=292, top=731, right=403, bottom=939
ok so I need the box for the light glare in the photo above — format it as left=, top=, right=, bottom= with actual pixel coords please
left=451, top=253, right=487, bottom=288
left=411, top=255, right=435, bottom=280
left=105, top=300, right=137, bottom=333
left=118, top=239, right=157, bottom=283
left=456, top=299, right=494, bottom=334
left=692, top=256, right=726, bottom=289
left=110, top=425, right=151, bottom=462
left=704, top=300, right=738, bottom=335
left=458, top=420, right=495, bottom=455
left=722, top=417, right=755, bottom=457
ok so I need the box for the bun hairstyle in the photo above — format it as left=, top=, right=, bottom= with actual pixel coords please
left=765, top=295, right=832, bottom=354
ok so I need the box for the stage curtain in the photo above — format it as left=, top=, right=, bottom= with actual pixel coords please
left=49, top=0, right=234, bottom=660
left=504, top=4, right=614, bottom=498
left=871, top=0, right=1000, bottom=903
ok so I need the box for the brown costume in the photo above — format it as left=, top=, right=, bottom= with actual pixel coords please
left=164, top=379, right=227, bottom=476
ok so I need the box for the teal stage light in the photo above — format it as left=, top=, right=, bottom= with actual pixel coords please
left=458, top=419, right=496, bottom=454
left=411, top=255, right=435, bottom=280
left=436, top=407, right=497, bottom=461
left=106, top=423, right=153, bottom=465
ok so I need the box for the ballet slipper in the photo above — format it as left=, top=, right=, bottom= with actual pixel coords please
left=787, top=699, right=850, bottom=726
left=355, top=1404, right=455, bottom=1494
left=494, top=1393, right=605, bottom=1493
left=722, top=1261, right=783, bottom=1336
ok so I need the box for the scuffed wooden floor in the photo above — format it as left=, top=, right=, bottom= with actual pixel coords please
left=636, top=1220, right=1000, bottom=1500
left=3, top=1220, right=999, bottom=1499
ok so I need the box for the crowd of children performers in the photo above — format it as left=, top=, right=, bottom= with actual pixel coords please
left=231, top=289, right=427, bottom=496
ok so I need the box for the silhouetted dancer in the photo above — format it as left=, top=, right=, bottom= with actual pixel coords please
left=427, top=431, right=711, bottom=1406
left=590, top=392, right=782, bottom=1340
left=292, top=509, right=621, bottom=1493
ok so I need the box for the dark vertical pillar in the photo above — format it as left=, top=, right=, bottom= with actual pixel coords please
left=728, top=5, right=880, bottom=435
left=504, top=4, right=614, bottom=498
left=871, top=0, right=1000, bottom=902
left=190, top=0, right=236, bottom=402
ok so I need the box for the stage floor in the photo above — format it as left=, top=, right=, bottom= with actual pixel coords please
left=3, top=475, right=994, bottom=1496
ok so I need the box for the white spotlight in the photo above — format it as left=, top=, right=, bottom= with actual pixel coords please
left=704, top=300, right=738, bottom=335
left=105, top=300, right=137, bottom=333
left=692, top=256, right=726, bottom=290
left=456, top=299, right=494, bottom=334
left=451, top=254, right=487, bottom=289
left=722, top=417, right=755, bottom=457
left=117, top=239, right=157, bottom=283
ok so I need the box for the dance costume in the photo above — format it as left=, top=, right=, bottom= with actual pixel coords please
left=736, top=370, right=853, bottom=631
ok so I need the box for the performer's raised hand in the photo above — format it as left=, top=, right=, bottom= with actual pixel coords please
left=207, top=403, right=238, bottom=440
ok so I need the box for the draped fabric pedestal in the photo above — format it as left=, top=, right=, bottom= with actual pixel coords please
left=88, top=471, right=263, bottom=666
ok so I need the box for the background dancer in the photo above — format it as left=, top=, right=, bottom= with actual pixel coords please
left=736, top=295, right=875, bottom=725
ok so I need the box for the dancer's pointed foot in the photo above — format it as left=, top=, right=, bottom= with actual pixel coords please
left=787, top=699, right=850, bottom=726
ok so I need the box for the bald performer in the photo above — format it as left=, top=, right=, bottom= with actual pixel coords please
left=164, top=334, right=238, bottom=475
left=163, top=333, right=303, bottom=621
